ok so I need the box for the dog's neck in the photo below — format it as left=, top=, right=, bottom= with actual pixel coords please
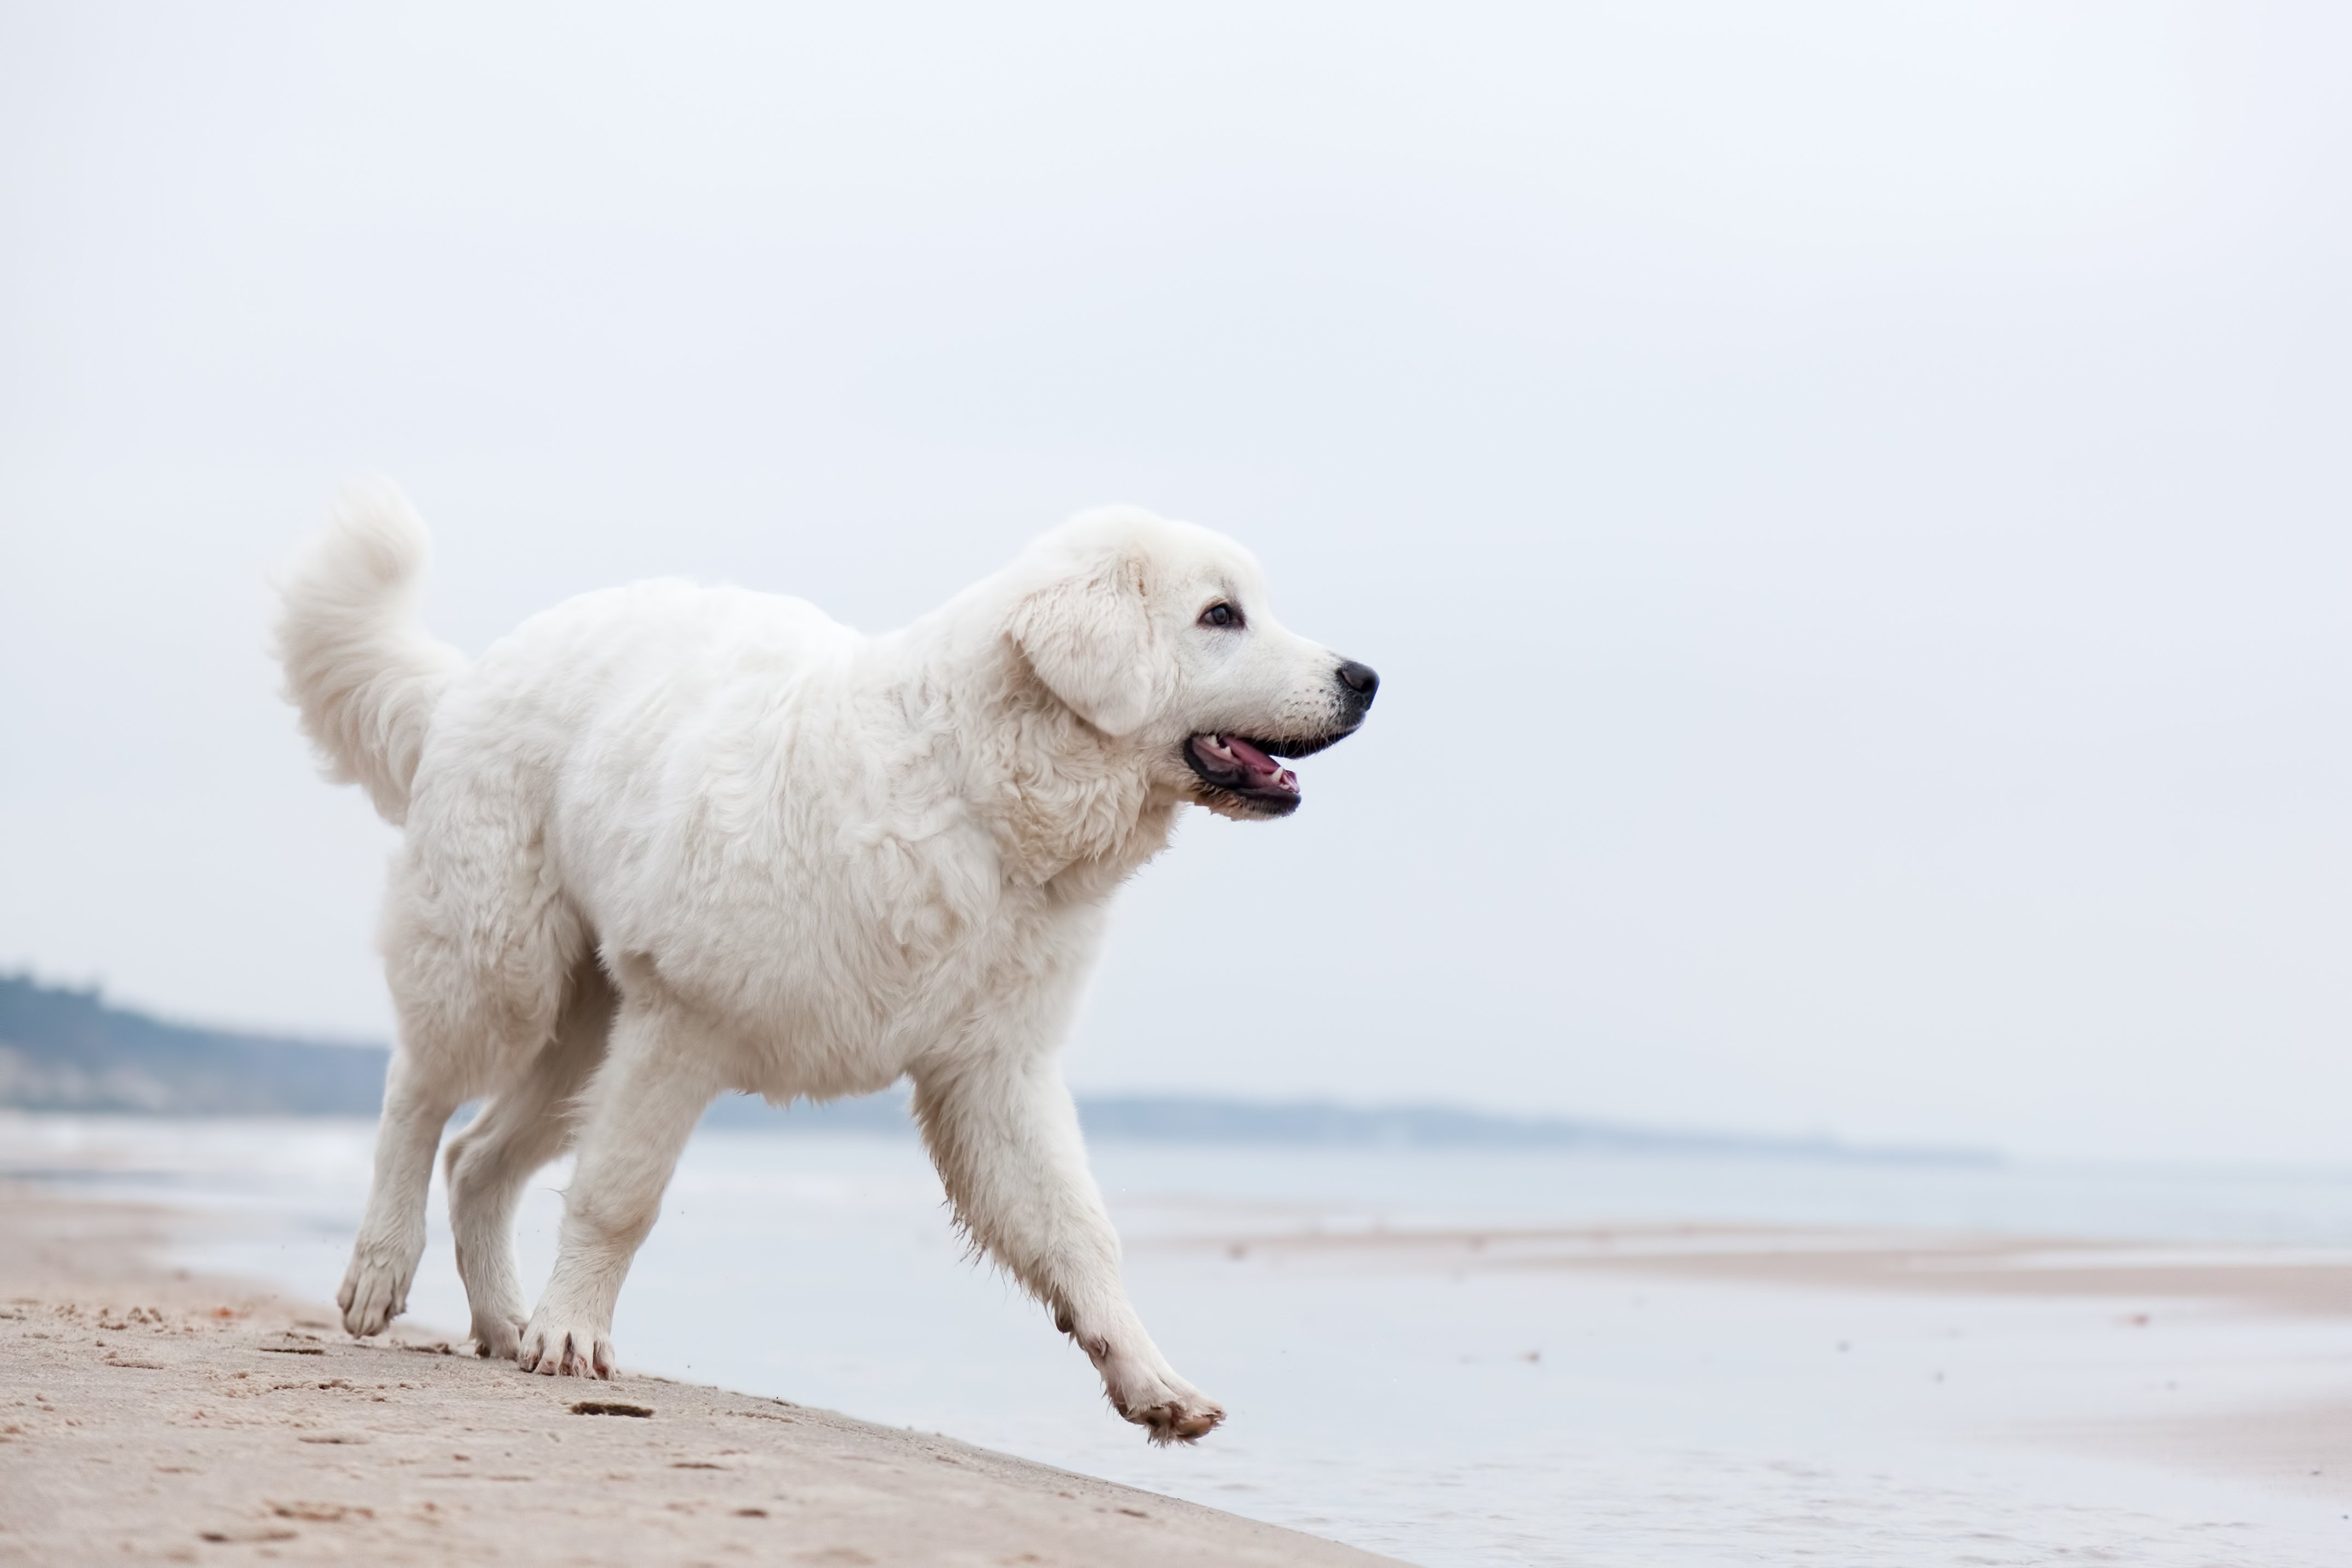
left=876, top=611, right=1181, bottom=895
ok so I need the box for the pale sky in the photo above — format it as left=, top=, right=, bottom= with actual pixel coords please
left=4, top=3, right=2348, bottom=1162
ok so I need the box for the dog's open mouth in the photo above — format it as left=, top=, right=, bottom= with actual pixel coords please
left=1183, top=731, right=1350, bottom=817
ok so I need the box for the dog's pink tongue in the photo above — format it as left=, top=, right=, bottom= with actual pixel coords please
left=1220, top=736, right=1298, bottom=795
left=1221, top=736, right=1278, bottom=773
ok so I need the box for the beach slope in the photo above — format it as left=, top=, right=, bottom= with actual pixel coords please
left=0, top=1185, right=1395, bottom=1567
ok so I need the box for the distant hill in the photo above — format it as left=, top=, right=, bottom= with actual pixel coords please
left=0, top=973, right=386, bottom=1115
left=0, top=974, right=1988, bottom=1164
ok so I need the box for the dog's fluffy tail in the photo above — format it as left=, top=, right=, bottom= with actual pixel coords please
left=274, top=480, right=469, bottom=826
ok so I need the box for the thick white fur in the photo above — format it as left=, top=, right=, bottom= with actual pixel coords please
left=275, top=481, right=469, bottom=825
left=276, top=483, right=1371, bottom=1444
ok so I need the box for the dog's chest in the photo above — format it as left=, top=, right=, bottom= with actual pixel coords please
left=701, top=843, right=1111, bottom=1097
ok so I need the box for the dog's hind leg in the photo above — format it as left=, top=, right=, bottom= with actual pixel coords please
left=444, top=961, right=614, bottom=1360
left=343, top=817, right=584, bottom=1341
left=516, top=992, right=723, bottom=1379
left=338, top=1044, right=465, bottom=1337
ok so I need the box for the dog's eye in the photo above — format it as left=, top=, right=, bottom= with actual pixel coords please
left=1200, top=602, right=1240, bottom=629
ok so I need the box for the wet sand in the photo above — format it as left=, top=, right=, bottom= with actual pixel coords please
left=0, top=1184, right=1396, bottom=1567
left=1175, top=1220, right=2352, bottom=1315
left=1165, top=1219, right=2352, bottom=1506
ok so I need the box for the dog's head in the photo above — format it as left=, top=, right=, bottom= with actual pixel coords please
left=1006, top=507, right=1377, bottom=821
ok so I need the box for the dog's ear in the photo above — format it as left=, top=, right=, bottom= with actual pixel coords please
left=1009, top=549, right=1165, bottom=737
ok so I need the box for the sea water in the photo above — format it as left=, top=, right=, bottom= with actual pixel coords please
left=10, top=1115, right=2352, bottom=1567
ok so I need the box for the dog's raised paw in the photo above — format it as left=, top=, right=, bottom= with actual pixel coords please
left=1104, top=1362, right=1224, bottom=1445
left=1133, top=1396, right=1225, bottom=1445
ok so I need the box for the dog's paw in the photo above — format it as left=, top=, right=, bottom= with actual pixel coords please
left=516, top=1310, right=615, bottom=1379
left=336, top=1240, right=419, bottom=1338
left=1103, top=1359, right=1225, bottom=1445
left=469, top=1310, right=527, bottom=1362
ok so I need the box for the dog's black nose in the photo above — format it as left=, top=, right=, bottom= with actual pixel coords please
left=1336, top=660, right=1379, bottom=709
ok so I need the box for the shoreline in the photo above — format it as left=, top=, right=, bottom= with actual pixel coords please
left=0, top=1181, right=1398, bottom=1567
left=17, top=1116, right=2352, bottom=1564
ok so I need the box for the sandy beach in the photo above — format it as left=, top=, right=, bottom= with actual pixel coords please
left=0, top=1181, right=1395, bottom=1567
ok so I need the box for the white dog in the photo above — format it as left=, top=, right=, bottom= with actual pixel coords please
left=275, top=483, right=1377, bottom=1443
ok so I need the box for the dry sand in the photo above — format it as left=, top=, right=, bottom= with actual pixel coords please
left=0, top=1184, right=1397, bottom=1567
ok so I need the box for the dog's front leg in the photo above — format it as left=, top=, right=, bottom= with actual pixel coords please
left=517, top=998, right=719, bottom=1379
left=912, top=1053, right=1224, bottom=1444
